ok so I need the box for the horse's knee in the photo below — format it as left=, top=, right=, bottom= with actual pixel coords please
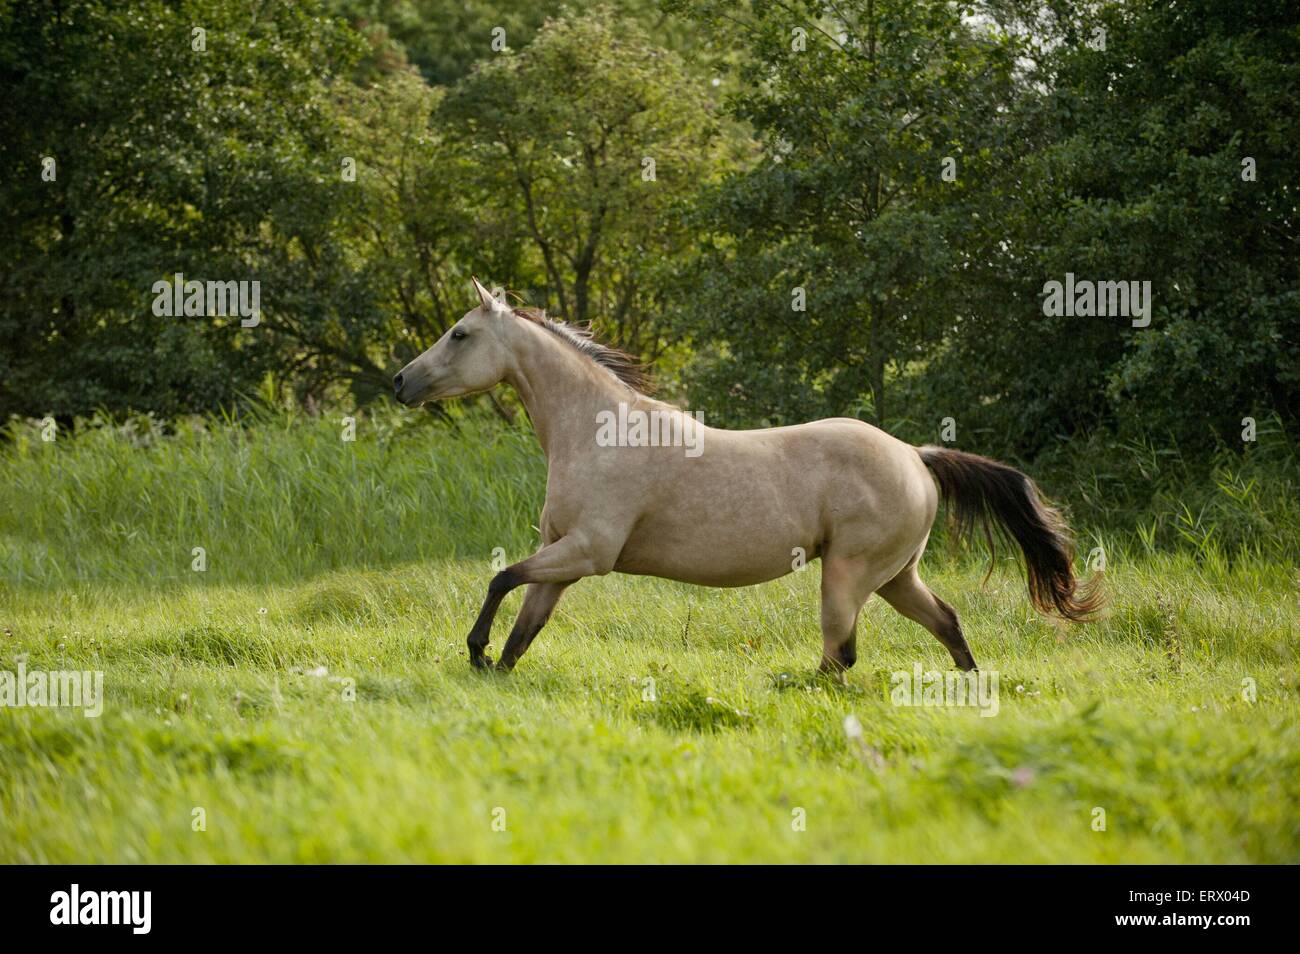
left=488, top=567, right=522, bottom=595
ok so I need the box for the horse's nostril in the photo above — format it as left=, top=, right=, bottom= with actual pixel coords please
left=393, top=373, right=404, bottom=394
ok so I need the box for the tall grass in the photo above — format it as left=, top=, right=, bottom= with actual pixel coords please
left=1, top=407, right=545, bottom=588
left=3, top=406, right=1296, bottom=591
left=1031, top=414, right=1300, bottom=564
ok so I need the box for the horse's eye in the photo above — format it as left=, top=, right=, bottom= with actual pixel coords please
left=451, top=329, right=467, bottom=341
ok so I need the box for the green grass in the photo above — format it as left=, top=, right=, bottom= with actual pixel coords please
left=2, top=410, right=1298, bottom=863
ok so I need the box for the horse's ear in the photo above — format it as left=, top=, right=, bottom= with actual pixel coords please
left=471, top=276, right=506, bottom=313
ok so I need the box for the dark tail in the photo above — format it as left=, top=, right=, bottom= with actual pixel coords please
left=918, top=446, right=1103, bottom=621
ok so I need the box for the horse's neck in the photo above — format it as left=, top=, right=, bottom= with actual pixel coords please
left=505, top=323, right=629, bottom=462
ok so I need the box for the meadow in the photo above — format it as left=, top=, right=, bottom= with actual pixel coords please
left=1, top=409, right=1297, bottom=863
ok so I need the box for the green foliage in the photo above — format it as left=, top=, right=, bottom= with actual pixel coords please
left=1, top=0, right=1294, bottom=478
left=0, top=0, right=368, bottom=418
left=668, top=0, right=1297, bottom=459
left=920, top=0, right=1300, bottom=453
left=329, top=0, right=699, bottom=86
left=440, top=7, right=727, bottom=361
left=0, top=1, right=729, bottom=419
left=671, top=0, right=1026, bottom=426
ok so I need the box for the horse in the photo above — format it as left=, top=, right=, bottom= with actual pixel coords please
left=393, top=278, right=1101, bottom=673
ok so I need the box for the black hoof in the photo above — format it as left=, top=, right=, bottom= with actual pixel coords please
left=818, top=650, right=856, bottom=673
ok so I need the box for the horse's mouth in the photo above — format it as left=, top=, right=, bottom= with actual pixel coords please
left=393, top=380, right=432, bottom=407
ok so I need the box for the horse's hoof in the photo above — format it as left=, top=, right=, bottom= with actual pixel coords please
left=469, top=652, right=493, bottom=671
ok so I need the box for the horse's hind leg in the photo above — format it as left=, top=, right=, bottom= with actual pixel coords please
left=818, top=554, right=885, bottom=673
left=876, top=566, right=977, bottom=671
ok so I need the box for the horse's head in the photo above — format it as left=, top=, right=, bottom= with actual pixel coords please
left=393, top=278, right=515, bottom=406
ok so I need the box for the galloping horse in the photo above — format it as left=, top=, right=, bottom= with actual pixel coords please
left=394, top=279, right=1101, bottom=673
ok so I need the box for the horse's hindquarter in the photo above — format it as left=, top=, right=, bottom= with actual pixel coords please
left=611, top=418, right=935, bottom=587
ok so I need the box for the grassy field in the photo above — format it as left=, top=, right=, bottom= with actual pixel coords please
left=2, top=410, right=1298, bottom=863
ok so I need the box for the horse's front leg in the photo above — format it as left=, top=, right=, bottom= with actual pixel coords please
left=495, top=582, right=570, bottom=672
left=466, top=533, right=613, bottom=670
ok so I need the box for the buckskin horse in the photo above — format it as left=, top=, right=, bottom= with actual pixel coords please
left=393, top=279, right=1101, bottom=673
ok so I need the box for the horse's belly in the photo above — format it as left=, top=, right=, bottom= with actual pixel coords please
left=613, top=511, right=817, bottom=587
left=614, top=549, right=798, bottom=587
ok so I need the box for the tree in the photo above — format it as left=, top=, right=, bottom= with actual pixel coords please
left=439, top=7, right=728, bottom=364
left=667, top=0, right=1025, bottom=427
left=0, top=0, right=367, bottom=419
left=926, top=0, right=1300, bottom=454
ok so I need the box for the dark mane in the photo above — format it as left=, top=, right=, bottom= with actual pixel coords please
left=511, top=306, right=653, bottom=394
